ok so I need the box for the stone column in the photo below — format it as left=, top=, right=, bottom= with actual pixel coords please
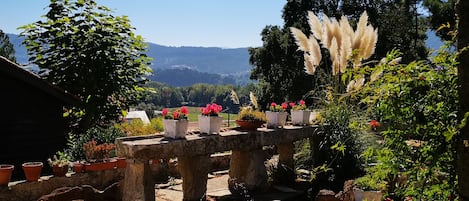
left=178, top=154, right=211, bottom=201
left=122, top=159, right=154, bottom=201
left=276, top=142, right=295, bottom=184
left=229, top=148, right=268, bottom=192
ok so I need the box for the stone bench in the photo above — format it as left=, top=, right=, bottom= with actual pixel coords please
left=115, top=125, right=321, bottom=201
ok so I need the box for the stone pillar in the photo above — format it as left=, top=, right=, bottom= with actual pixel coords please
left=122, top=159, right=154, bottom=201
left=276, top=142, right=295, bottom=184
left=229, top=148, right=268, bottom=192
left=178, top=154, right=211, bottom=201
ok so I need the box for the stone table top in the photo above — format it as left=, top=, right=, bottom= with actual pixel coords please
left=115, top=125, right=321, bottom=160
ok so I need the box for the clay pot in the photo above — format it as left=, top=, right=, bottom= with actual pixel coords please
left=52, top=165, right=69, bottom=177
left=235, top=120, right=264, bottom=131
left=84, top=159, right=117, bottom=172
left=115, top=157, right=126, bottom=169
left=0, top=164, right=14, bottom=186
left=73, top=162, right=84, bottom=173
left=22, top=162, right=43, bottom=182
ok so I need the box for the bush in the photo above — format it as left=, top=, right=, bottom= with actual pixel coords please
left=114, top=117, right=163, bottom=136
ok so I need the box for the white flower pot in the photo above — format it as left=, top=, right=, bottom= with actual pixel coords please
left=266, top=111, right=287, bottom=129
left=163, top=119, right=189, bottom=139
left=198, top=115, right=223, bottom=134
left=291, top=110, right=311, bottom=125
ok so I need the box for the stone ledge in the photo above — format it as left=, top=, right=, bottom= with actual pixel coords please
left=0, top=169, right=124, bottom=201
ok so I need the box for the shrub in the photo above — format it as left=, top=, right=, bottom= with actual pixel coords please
left=114, top=117, right=163, bottom=136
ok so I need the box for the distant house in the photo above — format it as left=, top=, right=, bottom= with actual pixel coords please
left=125, top=110, right=150, bottom=124
left=0, top=56, right=80, bottom=179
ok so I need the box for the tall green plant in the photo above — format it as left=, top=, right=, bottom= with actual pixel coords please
left=20, top=0, right=152, bottom=131
left=355, top=45, right=459, bottom=200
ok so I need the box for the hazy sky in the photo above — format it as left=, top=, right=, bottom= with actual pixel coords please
left=0, top=0, right=285, bottom=48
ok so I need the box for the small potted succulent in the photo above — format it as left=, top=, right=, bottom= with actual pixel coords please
left=289, top=100, right=311, bottom=126
left=162, top=106, right=189, bottom=139
left=198, top=103, right=223, bottom=135
left=47, top=151, right=71, bottom=177
left=266, top=102, right=288, bottom=129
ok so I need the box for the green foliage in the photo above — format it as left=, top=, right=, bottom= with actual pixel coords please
left=0, top=29, right=16, bottom=62
left=65, top=126, right=125, bottom=161
left=423, top=0, right=456, bottom=41
left=114, top=117, right=163, bottom=136
left=47, top=151, right=72, bottom=167
left=19, top=0, right=152, bottom=131
left=236, top=106, right=266, bottom=122
left=355, top=46, right=459, bottom=200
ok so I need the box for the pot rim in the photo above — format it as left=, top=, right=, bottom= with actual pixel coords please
left=22, top=162, right=43, bottom=167
left=0, top=164, right=14, bottom=169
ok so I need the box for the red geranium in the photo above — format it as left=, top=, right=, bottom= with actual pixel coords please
left=162, top=107, right=189, bottom=120
left=269, top=102, right=288, bottom=112
left=370, top=119, right=380, bottom=130
left=200, top=103, right=223, bottom=116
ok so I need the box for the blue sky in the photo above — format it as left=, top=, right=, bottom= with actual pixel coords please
left=0, top=0, right=285, bottom=48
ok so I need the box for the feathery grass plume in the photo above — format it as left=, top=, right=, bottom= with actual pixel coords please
left=363, top=28, right=378, bottom=59
left=308, top=36, right=322, bottom=66
left=249, top=91, right=259, bottom=110
left=330, top=38, right=340, bottom=75
left=322, top=14, right=333, bottom=49
left=308, top=11, right=323, bottom=40
left=340, top=16, right=354, bottom=39
left=230, top=90, right=240, bottom=105
left=304, top=54, right=316, bottom=74
left=340, top=34, right=352, bottom=73
left=290, top=27, right=310, bottom=52
left=370, top=70, right=383, bottom=83
left=346, top=76, right=365, bottom=93
left=389, top=57, right=402, bottom=65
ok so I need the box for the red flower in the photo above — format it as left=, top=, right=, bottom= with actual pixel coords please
left=370, top=119, right=380, bottom=130
left=181, top=106, right=188, bottom=115
left=162, top=108, right=168, bottom=116
left=173, top=111, right=180, bottom=119
left=200, top=103, right=223, bottom=116
left=299, top=100, right=305, bottom=105
left=281, top=102, right=288, bottom=110
left=289, top=102, right=295, bottom=108
left=271, top=102, right=277, bottom=107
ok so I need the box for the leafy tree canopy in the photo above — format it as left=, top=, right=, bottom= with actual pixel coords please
left=20, top=0, right=152, bottom=131
left=0, top=29, right=16, bottom=62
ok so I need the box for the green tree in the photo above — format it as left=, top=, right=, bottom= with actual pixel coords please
left=0, top=29, right=16, bottom=62
left=20, top=0, right=152, bottom=131
left=424, top=0, right=456, bottom=41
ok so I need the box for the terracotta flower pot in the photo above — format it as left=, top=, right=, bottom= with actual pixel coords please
left=0, top=164, right=14, bottom=186
left=116, top=157, right=126, bottom=168
left=84, top=159, right=117, bottom=172
left=235, top=120, right=264, bottom=131
left=22, top=162, right=43, bottom=182
left=73, top=162, right=84, bottom=173
left=52, top=165, right=69, bottom=177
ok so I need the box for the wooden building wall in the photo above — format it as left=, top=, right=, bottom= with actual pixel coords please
left=0, top=72, right=68, bottom=180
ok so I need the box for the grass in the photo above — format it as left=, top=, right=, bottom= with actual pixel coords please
left=168, top=106, right=238, bottom=122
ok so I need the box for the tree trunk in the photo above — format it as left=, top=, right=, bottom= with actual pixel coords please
left=456, top=1, right=469, bottom=200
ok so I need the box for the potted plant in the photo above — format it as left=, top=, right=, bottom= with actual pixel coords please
left=0, top=164, right=14, bottom=186
left=22, top=161, right=43, bottom=182
left=236, top=106, right=266, bottom=131
left=198, top=103, right=223, bottom=135
left=47, top=151, right=71, bottom=177
left=289, top=100, right=311, bottom=125
left=266, top=102, right=288, bottom=129
left=162, top=106, right=189, bottom=139
left=83, top=139, right=117, bottom=172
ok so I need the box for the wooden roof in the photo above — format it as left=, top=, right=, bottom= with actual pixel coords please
left=0, top=56, right=81, bottom=106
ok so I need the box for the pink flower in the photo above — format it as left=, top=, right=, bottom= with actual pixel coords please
left=173, top=111, right=180, bottom=119
left=200, top=103, right=222, bottom=116
left=299, top=100, right=305, bottom=105
left=162, top=108, right=168, bottom=116
left=181, top=106, right=188, bottom=115
left=271, top=102, right=277, bottom=107
left=281, top=102, right=287, bottom=110
left=289, top=102, right=295, bottom=108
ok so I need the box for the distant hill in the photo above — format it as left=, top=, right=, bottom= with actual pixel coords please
left=7, top=31, right=446, bottom=86
left=7, top=33, right=252, bottom=86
